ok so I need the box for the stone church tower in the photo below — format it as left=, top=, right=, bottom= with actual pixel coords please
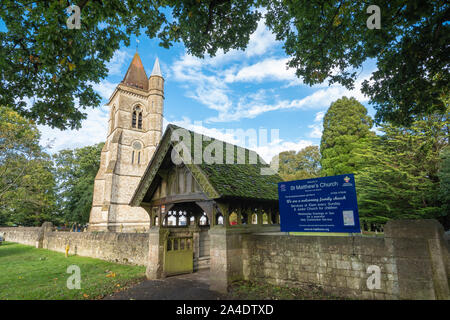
left=89, top=53, right=164, bottom=232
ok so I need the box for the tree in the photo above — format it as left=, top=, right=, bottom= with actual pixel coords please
left=0, top=106, right=56, bottom=226
left=320, top=96, right=373, bottom=176
left=263, top=0, right=449, bottom=125
left=53, top=142, right=104, bottom=225
left=0, top=0, right=259, bottom=129
left=356, top=108, right=449, bottom=226
left=277, top=146, right=321, bottom=181
left=438, top=146, right=450, bottom=228
left=2, top=1, right=447, bottom=129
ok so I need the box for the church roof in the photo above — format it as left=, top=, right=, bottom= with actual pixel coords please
left=121, top=52, right=148, bottom=91
left=130, top=124, right=283, bottom=206
left=151, top=57, right=162, bottom=77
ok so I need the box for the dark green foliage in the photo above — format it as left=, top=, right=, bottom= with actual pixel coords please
left=53, top=143, right=104, bottom=225
left=320, top=96, right=373, bottom=176
left=356, top=109, right=449, bottom=225
left=263, top=0, right=449, bottom=125
left=437, top=145, right=450, bottom=229
left=277, top=146, right=321, bottom=181
left=0, top=106, right=56, bottom=226
left=1, top=1, right=447, bottom=128
left=0, top=0, right=259, bottom=129
left=438, top=146, right=450, bottom=218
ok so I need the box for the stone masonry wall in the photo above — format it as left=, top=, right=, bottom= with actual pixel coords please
left=0, top=227, right=41, bottom=247
left=43, top=232, right=149, bottom=266
left=0, top=227, right=149, bottom=266
left=242, top=234, right=398, bottom=299
left=239, top=219, right=449, bottom=300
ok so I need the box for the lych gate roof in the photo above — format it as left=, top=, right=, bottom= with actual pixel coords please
left=121, top=52, right=149, bottom=91
left=130, top=125, right=283, bottom=206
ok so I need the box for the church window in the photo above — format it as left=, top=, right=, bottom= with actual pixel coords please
left=132, top=141, right=143, bottom=165
left=132, top=106, right=142, bottom=129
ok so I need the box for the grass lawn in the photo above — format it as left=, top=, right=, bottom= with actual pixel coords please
left=0, top=242, right=146, bottom=300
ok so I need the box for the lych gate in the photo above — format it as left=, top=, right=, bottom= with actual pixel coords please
left=129, top=124, right=283, bottom=290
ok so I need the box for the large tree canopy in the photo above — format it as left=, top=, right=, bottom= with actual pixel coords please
left=320, top=96, right=374, bottom=176
left=356, top=107, right=449, bottom=225
left=52, top=142, right=103, bottom=225
left=0, top=106, right=56, bottom=226
left=0, top=0, right=259, bottom=130
left=277, top=146, right=321, bottom=181
left=264, top=0, right=449, bottom=125
left=0, top=1, right=448, bottom=129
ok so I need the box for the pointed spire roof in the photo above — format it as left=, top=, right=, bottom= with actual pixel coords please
left=122, top=52, right=148, bottom=91
left=150, top=57, right=162, bottom=77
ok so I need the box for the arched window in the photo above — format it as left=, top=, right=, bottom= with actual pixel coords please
left=132, top=141, right=143, bottom=165
left=132, top=106, right=142, bottom=129
left=138, top=113, right=142, bottom=129
left=251, top=213, right=258, bottom=224
left=200, top=212, right=208, bottom=226
left=262, top=212, right=269, bottom=224
left=229, top=212, right=238, bottom=226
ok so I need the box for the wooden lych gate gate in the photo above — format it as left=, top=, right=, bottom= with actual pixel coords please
left=163, top=234, right=194, bottom=276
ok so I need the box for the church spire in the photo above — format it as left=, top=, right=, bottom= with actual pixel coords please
left=122, top=52, right=148, bottom=91
left=150, top=57, right=162, bottom=77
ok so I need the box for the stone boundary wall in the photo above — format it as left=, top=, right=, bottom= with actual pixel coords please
left=43, top=232, right=149, bottom=266
left=0, top=227, right=149, bottom=266
left=0, top=227, right=41, bottom=247
left=242, top=234, right=398, bottom=299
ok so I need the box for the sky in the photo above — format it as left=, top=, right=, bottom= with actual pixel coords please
left=38, top=19, right=378, bottom=163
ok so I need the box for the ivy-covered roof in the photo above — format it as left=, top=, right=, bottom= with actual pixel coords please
left=131, top=124, right=283, bottom=205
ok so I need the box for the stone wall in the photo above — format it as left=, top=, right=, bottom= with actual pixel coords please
left=43, top=232, right=149, bottom=266
left=237, top=219, right=449, bottom=300
left=0, top=226, right=149, bottom=266
left=242, top=233, right=398, bottom=299
left=0, top=227, right=41, bottom=247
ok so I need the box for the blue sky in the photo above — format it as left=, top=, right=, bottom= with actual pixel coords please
left=38, top=19, right=378, bottom=162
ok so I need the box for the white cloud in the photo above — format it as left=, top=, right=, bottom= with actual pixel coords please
left=314, top=111, right=325, bottom=122
left=39, top=104, right=109, bottom=153
left=244, top=19, right=278, bottom=57
left=38, top=77, right=117, bottom=153
left=206, top=75, right=372, bottom=123
left=308, top=124, right=322, bottom=138
left=166, top=117, right=314, bottom=163
left=224, top=58, right=296, bottom=83
left=254, top=139, right=314, bottom=163
left=106, top=50, right=131, bottom=76
left=91, top=80, right=117, bottom=100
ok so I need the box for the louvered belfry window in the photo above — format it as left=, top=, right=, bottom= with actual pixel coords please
left=132, top=106, right=142, bottom=129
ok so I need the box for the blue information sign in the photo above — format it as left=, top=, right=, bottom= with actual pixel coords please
left=278, top=174, right=360, bottom=233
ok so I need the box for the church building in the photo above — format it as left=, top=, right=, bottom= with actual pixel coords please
left=88, top=53, right=282, bottom=240
left=88, top=53, right=164, bottom=232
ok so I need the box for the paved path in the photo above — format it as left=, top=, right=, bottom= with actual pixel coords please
left=103, top=269, right=226, bottom=300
